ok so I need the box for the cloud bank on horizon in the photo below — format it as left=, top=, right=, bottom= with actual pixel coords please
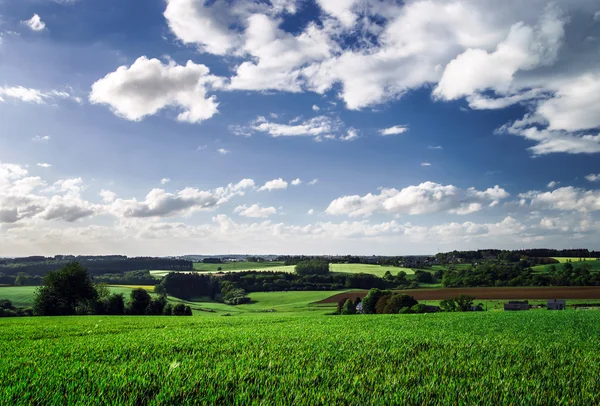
left=0, top=0, right=599, bottom=255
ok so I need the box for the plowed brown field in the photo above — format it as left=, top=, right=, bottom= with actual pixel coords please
left=317, top=287, right=600, bottom=303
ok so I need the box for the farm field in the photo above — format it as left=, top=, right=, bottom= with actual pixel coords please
left=532, top=259, right=600, bottom=272
left=319, top=286, right=600, bottom=304
left=329, top=263, right=414, bottom=276
left=552, top=257, right=600, bottom=263
left=1, top=312, right=600, bottom=404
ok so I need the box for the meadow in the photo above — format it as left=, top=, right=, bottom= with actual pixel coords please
left=329, top=263, right=414, bottom=276
left=552, top=257, right=600, bottom=263
left=1, top=311, right=599, bottom=404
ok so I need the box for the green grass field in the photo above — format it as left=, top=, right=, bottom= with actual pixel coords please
left=330, top=263, right=414, bottom=276
left=1, top=311, right=599, bottom=404
left=552, top=257, right=600, bottom=263
left=532, top=260, right=600, bottom=272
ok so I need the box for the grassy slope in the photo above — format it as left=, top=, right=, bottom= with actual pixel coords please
left=1, top=312, right=600, bottom=404
left=532, top=260, right=600, bottom=272
left=193, top=261, right=288, bottom=272
left=552, top=257, right=600, bottom=263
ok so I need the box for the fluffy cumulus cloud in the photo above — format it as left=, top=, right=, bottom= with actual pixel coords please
left=258, top=178, right=288, bottom=191
left=0, top=164, right=96, bottom=224
left=586, top=174, right=600, bottom=182
left=326, top=182, right=510, bottom=217
left=22, top=14, right=46, bottom=31
left=518, top=187, right=600, bottom=212
left=90, top=57, right=222, bottom=123
left=234, top=204, right=277, bottom=218
left=141, top=0, right=600, bottom=155
left=109, top=178, right=255, bottom=218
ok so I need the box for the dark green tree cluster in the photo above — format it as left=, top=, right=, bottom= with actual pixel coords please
left=0, top=299, right=33, bottom=317
left=359, top=289, right=421, bottom=314
left=155, top=272, right=218, bottom=300
left=439, top=295, right=481, bottom=312
left=31, top=262, right=191, bottom=317
left=295, top=260, right=330, bottom=275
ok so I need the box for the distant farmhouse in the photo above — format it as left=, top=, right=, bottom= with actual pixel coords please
left=547, top=299, right=566, bottom=310
left=504, top=301, right=529, bottom=311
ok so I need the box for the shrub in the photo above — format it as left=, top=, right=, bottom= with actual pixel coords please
left=341, top=299, right=356, bottom=315
left=184, top=306, right=193, bottom=316
left=172, top=303, right=186, bottom=316
left=162, top=303, right=173, bottom=315
left=383, top=294, right=418, bottom=314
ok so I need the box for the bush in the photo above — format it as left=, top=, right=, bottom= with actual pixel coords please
left=375, top=295, right=391, bottom=314
left=163, top=303, right=173, bottom=315
left=399, top=307, right=414, bottom=314
left=383, top=294, right=418, bottom=314
left=362, top=288, right=391, bottom=314
left=341, top=299, right=356, bottom=315
left=414, top=270, right=434, bottom=283
left=145, top=295, right=167, bottom=315
left=184, top=306, right=193, bottom=316
left=172, top=303, right=186, bottom=316
left=411, top=303, right=427, bottom=314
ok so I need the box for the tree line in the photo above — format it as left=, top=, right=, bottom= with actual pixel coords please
left=0, top=262, right=193, bottom=317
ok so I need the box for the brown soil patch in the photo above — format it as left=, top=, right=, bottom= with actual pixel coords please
left=317, top=287, right=600, bottom=304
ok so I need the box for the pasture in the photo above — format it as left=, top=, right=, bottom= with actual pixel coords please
left=1, top=312, right=599, bottom=404
left=552, top=257, right=599, bottom=263
left=193, top=261, right=288, bottom=272
left=329, top=263, right=414, bottom=276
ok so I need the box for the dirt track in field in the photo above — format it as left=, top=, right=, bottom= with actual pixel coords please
left=316, top=287, right=600, bottom=303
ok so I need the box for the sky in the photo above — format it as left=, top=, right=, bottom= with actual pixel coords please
left=0, top=0, right=599, bottom=257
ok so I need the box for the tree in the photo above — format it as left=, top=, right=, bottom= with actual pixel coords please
left=362, top=288, right=390, bottom=314
left=383, top=270, right=393, bottom=281
left=128, top=288, right=152, bottom=315
left=33, top=262, right=98, bottom=316
left=439, top=298, right=457, bottom=312
left=104, top=293, right=125, bottom=315
left=383, top=294, right=418, bottom=314
left=414, top=270, right=434, bottom=283
left=163, top=303, right=173, bottom=315
left=295, top=260, right=329, bottom=275
left=375, top=295, right=391, bottom=314
left=172, top=303, right=186, bottom=316
left=341, top=299, right=356, bottom=315
left=146, top=295, right=167, bottom=315
left=184, top=305, right=193, bottom=316
left=563, top=262, right=573, bottom=272
left=455, top=295, right=475, bottom=311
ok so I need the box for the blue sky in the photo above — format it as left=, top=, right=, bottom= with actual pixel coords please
left=1, top=0, right=599, bottom=256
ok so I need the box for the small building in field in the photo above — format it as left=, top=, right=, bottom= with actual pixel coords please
left=504, top=301, right=529, bottom=311
left=547, top=299, right=566, bottom=310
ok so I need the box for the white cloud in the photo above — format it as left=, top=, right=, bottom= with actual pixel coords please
left=163, top=0, right=240, bottom=55
left=217, top=148, right=230, bottom=155
left=315, top=0, right=359, bottom=27
left=160, top=178, right=171, bottom=185
left=585, top=174, right=600, bottom=182
left=340, top=128, right=358, bottom=141
left=90, top=56, right=222, bottom=123
left=258, top=178, right=288, bottom=191
left=0, top=86, right=77, bottom=105
left=32, top=135, right=51, bottom=142
left=109, top=178, right=254, bottom=218
left=312, top=104, right=320, bottom=111
left=434, top=6, right=565, bottom=101
left=196, top=145, right=208, bottom=151
left=547, top=181, right=559, bottom=188
left=307, top=209, right=314, bottom=215
left=100, top=190, right=117, bottom=203
left=519, top=187, right=600, bottom=212
left=234, top=204, right=277, bottom=218
left=308, top=179, right=319, bottom=185
left=36, top=163, right=51, bottom=168
left=22, top=14, right=46, bottom=31
left=250, top=115, right=340, bottom=138
left=379, top=125, right=408, bottom=136
left=421, top=162, right=431, bottom=167
left=326, top=182, right=509, bottom=217
left=428, top=145, right=443, bottom=150
left=291, top=178, right=302, bottom=186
